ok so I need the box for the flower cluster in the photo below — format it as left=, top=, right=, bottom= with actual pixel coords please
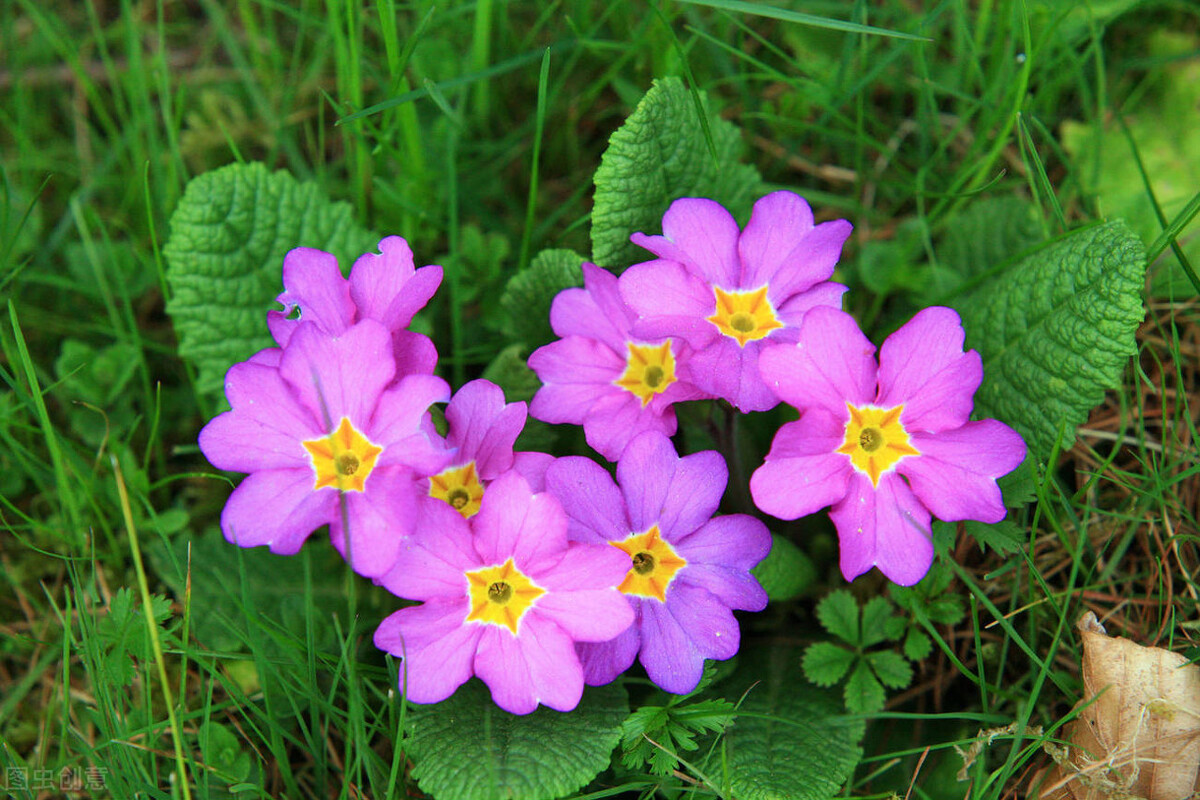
left=200, top=236, right=771, bottom=715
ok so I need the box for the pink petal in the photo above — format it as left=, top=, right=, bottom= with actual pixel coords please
left=247, top=347, right=282, bottom=367
left=665, top=582, right=740, bottom=660
left=620, top=260, right=719, bottom=348
left=758, top=306, right=877, bottom=417
left=472, top=472, right=568, bottom=566
left=513, top=451, right=554, bottom=492
left=750, top=412, right=852, bottom=520
left=372, top=375, right=452, bottom=473
left=631, top=197, right=742, bottom=287
left=378, top=500, right=478, bottom=601
left=528, top=337, right=624, bottom=425
left=200, top=362, right=318, bottom=472
left=349, top=237, right=443, bottom=330
left=271, top=247, right=354, bottom=346
left=544, top=456, right=630, bottom=545
left=829, top=472, right=932, bottom=586
left=637, top=600, right=705, bottom=695
left=577, top=612, right=642, bottom=686
left=445, top=380, right=525, bottom=480
left=614, top=431, right=680, bottom=534
left=677, top=563, right=768, bottom=612
left=220, top=468, right=336, bottom=554
left=374, top=600, right=480, bottom=705
left=674, top=514, right=772, bottom=573
left=328, top=470, right=420, bottom=578
left=392, top=330, right=439, bottom=377
left=474, top=622, right=584, bottom=714
left=775, top=281, right=848, bottom=326
left=901, top=420, right=1026, bottom=523
left=531, top=541, right=633, bottom=593
left=582, top=390, right=675, bottom=463
left=533, top=587, right=634, bottom=642
left=280, top=320, right=395, bottom=425
left=646, top=443, right=727, bottom=542
left=547, top=264, right=633, bottom=351
left=877, top=306, right=982, bottom=432
left=740, top=191, right=851, bottom=297
left=689, top=337, right=780, bottom=412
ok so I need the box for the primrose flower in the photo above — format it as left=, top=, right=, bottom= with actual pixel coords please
left=750, top=306, right=1026, bottom=586
left=267, top=236, right=443, bottom=377
left=374, top=472, right=635, bottom=714
left=544, top=431, right=771, bottom=695
left=620, top=191, right=851, bottom=412
left=423, top=379, right=553, bottom=517
left=199, top=319, right=451, bottom=578
left=528, top=263, right=706, bottom=461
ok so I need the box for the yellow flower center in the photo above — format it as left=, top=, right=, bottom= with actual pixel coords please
left=610, top=526, right=688, bottom=602
left=614, top=341, right=677, bottom=407
left=706, top=285, right=783, bottom=347
left=464, top=557, right=546, bottom=635
left=301, top=417, right=383, bottom=492
left=835, top=404, right=920, bottom=487
left=428, top=461, right=485, bottom=518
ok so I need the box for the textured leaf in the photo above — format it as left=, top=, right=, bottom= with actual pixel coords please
left=816, top=589, right=860, bottom=645
left=164, top=162, right=377, bottom=393
left=751, top=533, right=816, bottom=602
left=718, top=645, right=864, bottom=800
left=867, top=650, right=913, bottom=690
left=406, top=679, right=628, bottom=800
left=481, top=344, right=542, bottom=405
left=964, top=518, right=1026, bottom=555
left=591, top=77, right=763, bottom=269
left=844, top=660, right=886, bottom=714
left=956, top=221, right=1147, bottom=458
left=501, top=249, right=586, bottom=347
left=934, top=196, right=1044, bottom=294
left=859, top=596, right=899, bottom=648
left=802, top=642, right=856, bottom=687
left=903, top=628, right=933, bottom=662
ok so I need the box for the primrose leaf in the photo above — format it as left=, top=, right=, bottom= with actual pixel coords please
left=164, top=162, right=377, bottom=394
left=751, top=533, right=816, bottom=602
left=955, top=221, right=1146, bottom=459
left=501, top=248, right=586, bottom=347
left=844, top=660, right=886, bottom=714
left=406, top=679, right=628, bottom=800
left=815, top=589, right=860, bottom=645
left=802, top=642, right=856, bottom=688
left=717, top=645, right=864, bottom=800
left=933, top=196, right=1044, bottom=296
left=591, top=77, right=763, bottom=269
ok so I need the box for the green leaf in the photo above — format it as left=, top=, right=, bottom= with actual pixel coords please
left=933, top=196, right=1044, bottom=296
left=750, top=533, right=816, bottom=602
left=963, top=518, right=1026, bottom=555
left=955, top=221, right=1147, bottom=458
left=903, top=628, right=933, bottom=662
left=199, top=721, right=252, bottom=783
left=859, top=596, right=899, bottom=648
left=801, top=642, right=856, bottom=687
left=591, top=77, right=763, bottom=269
left=501, top=248, right=586, bottom=347
left=815, top=589, right=859, bottom=644
left=867, top=651, right=913, bottom=690
left=621, top=696, right=735, bottom=776
left=843, top=660, right=885, bottom=714
left=481, top=344, right=543, bottom=405
left=717, top=645, right=863, bottom=800
left=164, top=162, right=377, bottom=393
left=405, top=679, right=628, bottom=800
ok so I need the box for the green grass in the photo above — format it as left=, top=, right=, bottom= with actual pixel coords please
left=2, top=0, right=1199, bottom=798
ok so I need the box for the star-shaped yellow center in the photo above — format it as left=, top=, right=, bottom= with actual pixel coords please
left=428, top=461, right=485, bottom=518
left=464, top=558, right=546, bottom=635
left=301, top=417, right=383, bottom=492
left=835, top=404, right=920, bottom=487
left=613, top=340, right=677, bottom=407
left=706, top=285, right=783, bottom=347
left=610, top=526, right=688, bottom=602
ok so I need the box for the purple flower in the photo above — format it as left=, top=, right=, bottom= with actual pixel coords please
left=199, top=319, right=450, bottom=578
left=266, top=236, right=443, bottom=377
left=528, top=263, right=706, bottom=461
left=374, top=472, right=635, bottom=714
left=544, top=431, right=771, bottom=695
left=620, top=191, right=852, bottom=412
left=750, top=306, right=1026, bottom=586
left=423, top=379, right=553, bottom=517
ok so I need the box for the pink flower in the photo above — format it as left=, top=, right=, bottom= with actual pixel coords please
left=528, top=263, right=706, bottom=461
left=374, top=473, right=635, bottom=714
left=545, top=432, right=770, bottom=694
left=750, top=306, right=1026, bottom=586
left=620, top=192, right=851, bottom=412
left=198, top=320, right=450, bottom=578
left=266, top=236, right=443, bottom=377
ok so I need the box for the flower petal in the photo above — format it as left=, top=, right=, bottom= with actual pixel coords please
left=637, top=599, right=705, bottom=695
left=528, top=336, right=624, bottom=425
left=446, top=379, right=525, bottom=480
left=775, top=281, right=848, bottom=327
left=270, top=247, right=354, bottom=346
left=374, top=599, right=479, bottom=705
left=631, top=197, right=742, bottom=287
left=378, top=500, right=478, bottom=601
left=533, top=587, right=634, bottom=643
left=532, top=541, right=632, bottom=593
left=280, top=319, right=395, bottom=426
left=750, top=412, right=852, bottom=520
left=545, top=456, right=630, bottom=545
left=620, top=260, right=718, bottom=348
left=472, top=472, right=568, bottom=566
left=877, top=306, right=982, bottom=432
left=689, top=337, right=780, bottom=412
left=392, top=330, right=439, bottom=377
left=474, top=622, right=584, bottom=714
left=582, top=390, right=675, bottom=463
left=372, top=374, right=452, bottom=473
left=329, top=470, right=421, bottom=578
left=547, top=263, right=633, bottom=351
left=614, top=431, right=680, bottom=534
left=902, top=420, right=1026, bottom=523
left=674, top=513, right=772, bottom=574
left=665, top=582, right=740, bottom=660
left=512, top=451, right=554, bottom=492
left=829, top=472, right=933, bottom=586
left=200, top=363, right=318, bottom=472
left=349, top=236, right=442, bottom=330
left=740, top=192, right=851, bottom=297
left=577, top=609, right=642, bottom=686
left=758, top=306, right=876, bottom=417
left=220, top=469, right=335, bottom=554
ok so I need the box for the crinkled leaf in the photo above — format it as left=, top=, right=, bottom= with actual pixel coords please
left=955, top=220, right=1147, bottom=459
left=405, top=679, right=628, bottom=800
left=717, top=644, right=863, bottom=800
left=868, top=650, right=913, bottom=690
left=860, top=596, right=899, bottom=647
left=164, top=162, right=377, bottom=393
left=501, top=249, right=586, bottom=347
left=802, top=642, right=856, bottom=688
left=844, top=660, right=886, bottom=714
left=751, top=533, right=816, bottom=602
left=482, top=343, right=542, bottom=405
left=816, top=588, right=860, bottom=645
left=591, top=77, right=763, bottom=269
left=932, top=196, right=1044, bottom=298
